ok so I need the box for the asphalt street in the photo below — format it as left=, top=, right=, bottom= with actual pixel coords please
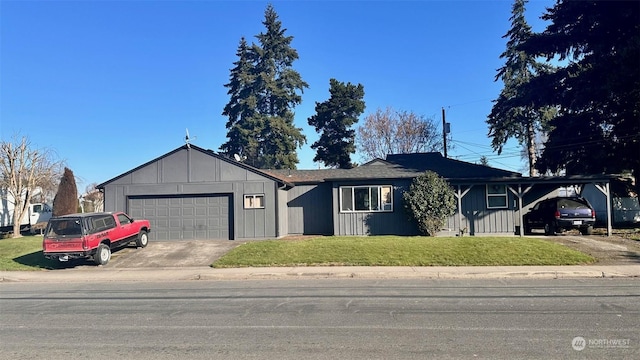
left=1, top=278, right=638, bottom=359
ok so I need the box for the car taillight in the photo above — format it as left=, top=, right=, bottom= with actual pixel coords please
left=554, top=210, right=561, bottom=219
left=82, top=237, right=88, bottom=250
left=591, top=209, right=596, bottom=219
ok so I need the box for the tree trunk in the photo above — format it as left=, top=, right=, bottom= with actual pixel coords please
left=526, top=120, right=538, bottom=177
left=12, top=204, right=27, bottom=237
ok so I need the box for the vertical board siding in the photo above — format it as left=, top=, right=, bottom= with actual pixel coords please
left=277, top=188, right=288, bottom=237
left=286, top=184, right=333, bottom=235
left=456, top=187, right=515, bottom=235
left=334, top=180, right=419, bottom=236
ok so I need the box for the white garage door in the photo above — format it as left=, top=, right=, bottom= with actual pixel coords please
left=128, top=195, right=231, bottom=240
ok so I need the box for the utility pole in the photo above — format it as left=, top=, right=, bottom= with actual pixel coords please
left=442, top=107, right=448, bottom=158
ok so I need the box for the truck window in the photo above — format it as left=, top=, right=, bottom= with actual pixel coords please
left=117, top=214, right=132, bottom=225
left=47, top=219, right=82, bottom=237
left=104, top=216, right=116, bottom=229
left=32, top=204, right=42, bottom=213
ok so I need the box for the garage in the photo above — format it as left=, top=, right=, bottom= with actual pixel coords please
left=99, top=144, right=285, bottom=241
left=129, top=194, right=232, bottom=241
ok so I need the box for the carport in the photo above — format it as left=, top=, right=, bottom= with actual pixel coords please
left=451, top=175, right=615, bottom=237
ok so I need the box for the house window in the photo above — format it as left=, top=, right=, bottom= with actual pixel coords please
left=244, top=194, right=264, bottom=209
left=340, top=186, right=393, bottom=212
left=486, top=184, right=507, bottom=209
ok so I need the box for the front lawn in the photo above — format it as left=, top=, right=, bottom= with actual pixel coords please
left=0, top=235, right=62, bottom=271
left=212, top=236, right=596, bottom=268
left=0, top=235, right=597, bottom=271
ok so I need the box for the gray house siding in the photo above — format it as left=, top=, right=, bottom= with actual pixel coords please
left=101, top=147, right=281, bottom=241
left=277, top=187, right=288, bottom=237
left=325, top=180, right=517, bottom=236
left=332, top=180, right=418, bottom=236
left=449, top=185, right=516, bottom=236
left=286, top=183, right=333, bottom=235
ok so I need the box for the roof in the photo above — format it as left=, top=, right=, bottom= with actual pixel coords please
left=385, top=153, right=520, bottom=178
left=265, top=152, right=522, bottom=184
left=50, top=212, right=116, bottom=218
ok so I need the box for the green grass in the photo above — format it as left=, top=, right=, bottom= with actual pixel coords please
left=213, top=236, right=596, bottom=268
left=0, top=235, right=596, bottom=271
left=0, top=235, right=64, bottom=271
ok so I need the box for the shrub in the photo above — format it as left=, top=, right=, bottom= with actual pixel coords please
left=403, top=171, right=456, bottom=236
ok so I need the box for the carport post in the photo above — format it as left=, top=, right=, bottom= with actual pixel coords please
left=508, top=183, right=532, bottom=237
left=594, top=182, right=612, bottom=236
left=456, top=185, right=472, bottom=235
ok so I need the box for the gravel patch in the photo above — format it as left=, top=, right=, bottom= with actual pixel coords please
left=539, top=232, right=640, bottom=265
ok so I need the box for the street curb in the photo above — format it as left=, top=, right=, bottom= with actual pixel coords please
left=1, top=265, right=639, bottom=283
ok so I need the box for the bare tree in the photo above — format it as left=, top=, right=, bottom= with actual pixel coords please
left=0, top=135, right=63, bottom=237
left=82, top=183, right=104, bottom=213
left=356, top=107, right=442, bottom=161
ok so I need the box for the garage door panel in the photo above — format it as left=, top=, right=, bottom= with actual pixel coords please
left=183, top=207, right=194, bottom=216
left=128, top=194, right=231, bottom=241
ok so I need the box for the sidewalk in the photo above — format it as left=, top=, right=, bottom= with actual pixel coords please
left=1, top=264, right=639, bottom=283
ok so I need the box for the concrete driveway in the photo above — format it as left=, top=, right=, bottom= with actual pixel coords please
left=106, top=240, right=242, bottom=268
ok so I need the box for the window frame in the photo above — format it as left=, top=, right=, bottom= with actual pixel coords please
left=243, top=194, right=265, bottom=209
left=486, top=184, right=508, bottom=209
left=339, top=185, right=393, bottom=213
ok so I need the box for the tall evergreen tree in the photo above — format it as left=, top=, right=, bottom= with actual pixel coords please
left=220, top=37, right=260, bottom=163
left=52, top=167, right=78, bottom=216
left=487, top=0, right=555, bottom=176
left=220, top=5, right=307, bottom=169
left=308, top=79, right=365, bottom=169
left=514, top=1, right=639, bottom=190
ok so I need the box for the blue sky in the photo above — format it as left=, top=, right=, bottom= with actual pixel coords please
left=1, top=0, right=554, bottom=191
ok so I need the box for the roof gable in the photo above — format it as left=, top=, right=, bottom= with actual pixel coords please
left=97, top=144, right=290, bottom=188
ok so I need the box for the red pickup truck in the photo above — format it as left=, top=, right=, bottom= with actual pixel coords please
left=43, top=212, right=151, bottom=265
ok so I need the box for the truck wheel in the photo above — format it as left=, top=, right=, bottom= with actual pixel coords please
left=544, top=222, right=556, bottom=236
left=581, top=225, right=593, bottom=235
left=136, top=230, right=149, bottom=248
left=94, top=243, right=111, bottom=265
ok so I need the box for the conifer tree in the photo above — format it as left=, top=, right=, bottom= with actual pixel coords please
left=220, top=37, right=260, bottom=163
left=308, top=79, right=365, bottom=169
left=220, top=5, right=307, bottom=169
left=518, top=0, right=640, bottom=190
left=487, top=0, right=555, bottom=176
left=52, top=167, right=78, bottom=216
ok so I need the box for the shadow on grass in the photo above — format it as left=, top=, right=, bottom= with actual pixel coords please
left=12, top=251, right=93, bottom=270
left=12, top=244, right=137, bottom=270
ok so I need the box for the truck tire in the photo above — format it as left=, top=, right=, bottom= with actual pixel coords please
left=94, top=243, right=111, bottom=265
left=581, top=225, right=594, bottom=235
left=136, top=230, right=149, bottom=248
left=544, top=222, right=556, bottom=236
